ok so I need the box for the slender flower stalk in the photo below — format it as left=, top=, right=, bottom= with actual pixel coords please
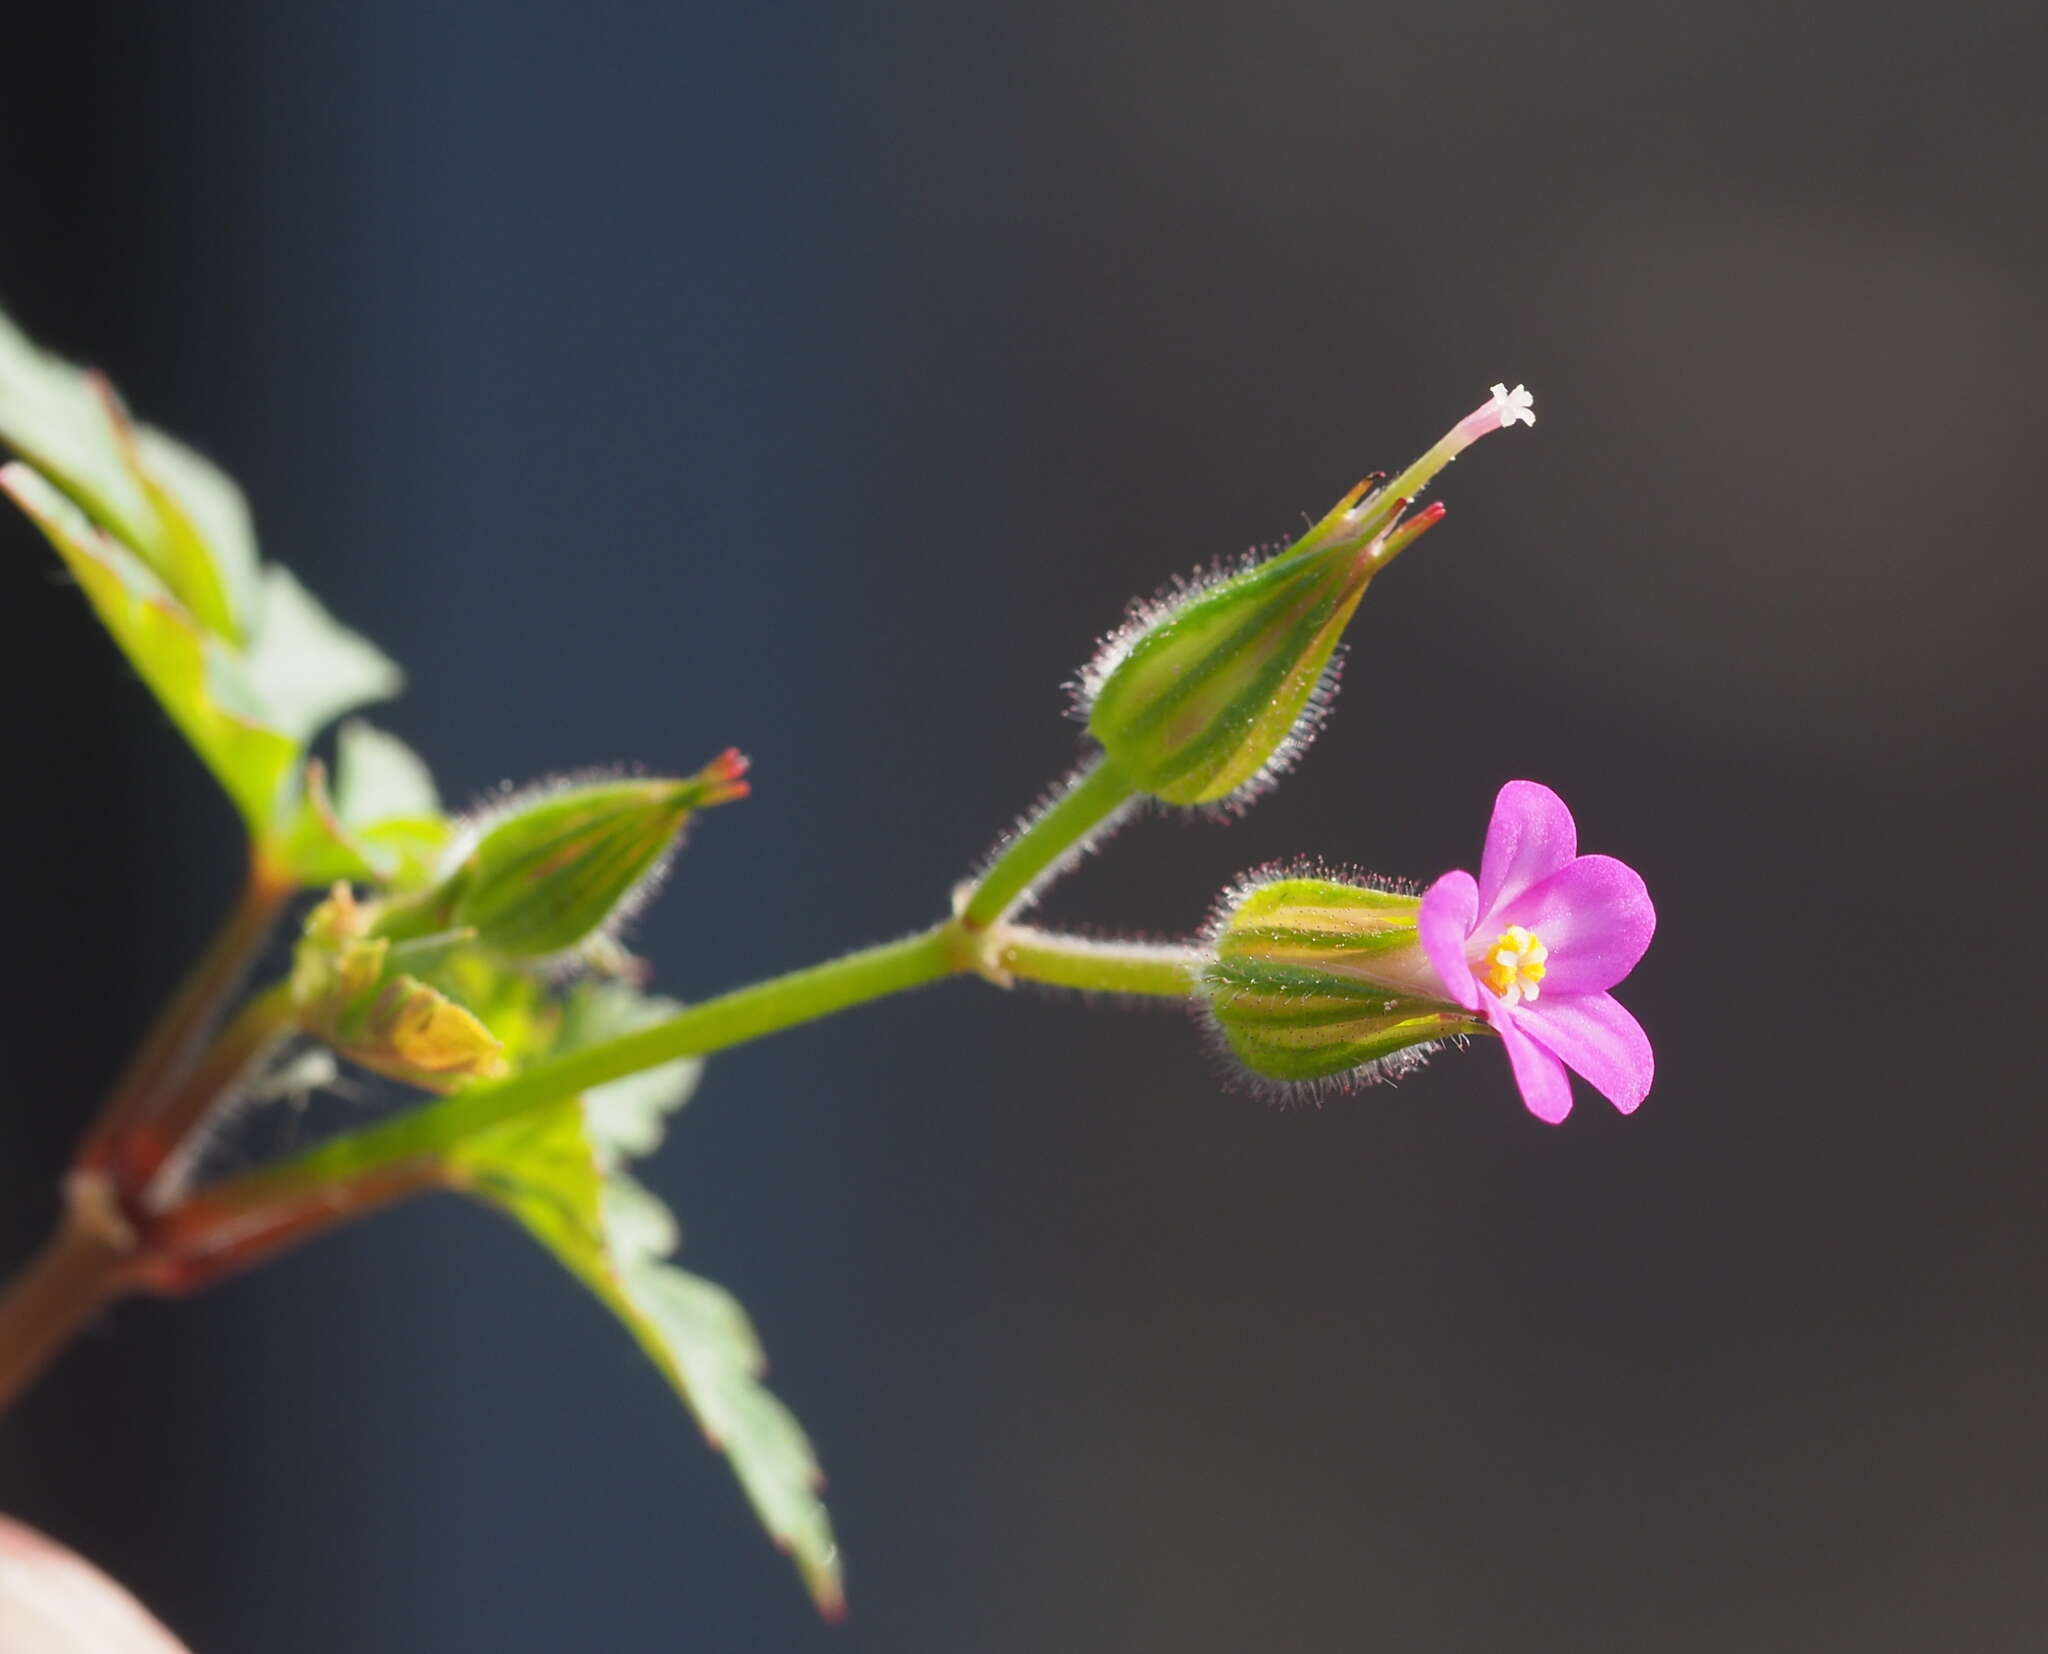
left=990, top=926, right=1205, bottom=998
left=957, top=756, right=1142, bottom=929
left=0, top=912, right=1216, bottom=1410
left=163, top=914, right=1214, bottom=1230
left=173, top=926, right=971, bottom=1222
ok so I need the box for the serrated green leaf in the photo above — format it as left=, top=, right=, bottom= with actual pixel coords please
left=132, top=424, right=262, bottom=637
left=1, top=462, right=297, bottom=829
left=0, top=308, right=157, bottom=565
left=448, top=1102, right=843, bottom=1616
left=274, top=721, right=449, bottom=890
left=5, top=453, right=403, bottom=843
left=334, top=718, right=440, bottom=824
left=5, top=461, right=404, bottom=838
left=269, top=775, right=372, bottom=887
left=2, top=306, right=408, bottom=857
left=243, top=565, right=402, bottom=745
left=602, top=1170, right=682, bottom=1263
left=0, top=306, right=257, bottom=639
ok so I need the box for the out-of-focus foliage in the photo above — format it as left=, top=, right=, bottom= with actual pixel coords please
left=0, top=308, right=416, bottom=871
left=2, top=302, right=837, bottom=1614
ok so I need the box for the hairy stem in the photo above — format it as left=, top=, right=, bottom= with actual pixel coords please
left=959, top=755, right=1138, bottom=929
left=177, top=925, right=965, bottom=1221
left=2, top=930, right=958, bottom=1394
left=3, top=909, right=1209, bottom=1385
left=995, top=925, right=1203, bottom=997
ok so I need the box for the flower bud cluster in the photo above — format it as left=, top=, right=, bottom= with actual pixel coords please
left=290, top=884, right=509, bottom=1090
left=288, top=752, right=749, bottom=1090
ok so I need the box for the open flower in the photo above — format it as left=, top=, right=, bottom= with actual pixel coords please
left=1418, top=780, right=1655, bottom=1123
left=1198, top=778, right=1652, bottom=1115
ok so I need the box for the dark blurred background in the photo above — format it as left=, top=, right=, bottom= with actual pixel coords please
left=2, top=4, right=2045, bottom=1651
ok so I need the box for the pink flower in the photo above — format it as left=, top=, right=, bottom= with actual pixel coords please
left=1418, top=781, right=1655, bottom=1124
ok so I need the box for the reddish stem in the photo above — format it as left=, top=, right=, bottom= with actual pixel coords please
left=76, top=846, right=295, bottom=1196
left=111, top=984, right=297, bottom=1204
left=0, top=1189, right=137, bottom=1414
left=135, top=1157, right=452, bottom=1295
left=0, top=1154, right=452, bottom=1415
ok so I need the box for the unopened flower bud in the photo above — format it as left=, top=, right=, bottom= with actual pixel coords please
left=1201, top=870, right=1485, bottom=1088
left=1081, top=385, right=1533, bottom=808
left=291, top=884, right=508, bottom=1089
left=445, top=752, right=748, bottom=960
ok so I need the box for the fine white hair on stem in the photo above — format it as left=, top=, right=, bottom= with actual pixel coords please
left=999, top=920, right=1207, bottom=1011
left=967, top=757, right=1147, bottom=919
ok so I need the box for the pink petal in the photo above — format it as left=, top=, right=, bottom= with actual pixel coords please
left=1492, top=1005, right=1574, bottom=1123
left=1418, top=870, right=1481, bottom=1010
left=1496, top=854, right=1655, bottom=995
left=1476, top=781, right=1578, bottom=923
left=1516, top=992, right=1654, bottom=1114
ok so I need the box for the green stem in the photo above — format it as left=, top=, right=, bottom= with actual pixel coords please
left=6, top=847, right=1203, bottom=1404
left=997, top=926, right=1203, bottom=997
left=178, top=925, right=964, bottom=1216
left=151, top=918, right=1207, bottom=1290
left=960, top=755, right=1139, bottom=929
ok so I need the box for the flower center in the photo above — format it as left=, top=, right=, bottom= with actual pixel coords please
left=1481, top=925, right=1548, bottom=1008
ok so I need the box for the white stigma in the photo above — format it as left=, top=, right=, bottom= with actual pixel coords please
left=1489, top=383, right=1537, bottom=429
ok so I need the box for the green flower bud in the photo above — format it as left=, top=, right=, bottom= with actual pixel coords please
left=1081, top=384, right=1534, bottom=808
left=1201, top=870, right=1484, bottom=1089
left=291, top=884, right=508, bottom=1090
left=444, top=752, right=748, bottom=961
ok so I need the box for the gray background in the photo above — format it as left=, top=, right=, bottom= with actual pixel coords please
left=2, top=3, right=2045, bottom=1650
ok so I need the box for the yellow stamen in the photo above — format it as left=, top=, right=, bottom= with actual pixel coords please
left=1481, top=924, right=1549, bottom=1008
